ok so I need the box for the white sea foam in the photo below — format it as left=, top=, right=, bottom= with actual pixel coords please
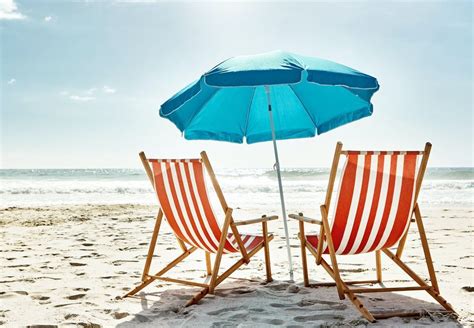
left=0, top=168, right=472, bottom=208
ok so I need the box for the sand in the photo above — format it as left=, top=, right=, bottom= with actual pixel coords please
left=0, top=204, right=472, bottom=327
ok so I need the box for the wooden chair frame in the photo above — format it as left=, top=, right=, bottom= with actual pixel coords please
left=290, top=142, right=456, bottom=322
left=123, top=151, right=277, bottom=306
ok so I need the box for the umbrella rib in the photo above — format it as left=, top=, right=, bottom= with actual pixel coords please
left=243, top=87, right=257, bottom=138
left=288, top=84, right=319, bottom=130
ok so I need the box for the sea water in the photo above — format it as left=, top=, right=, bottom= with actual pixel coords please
left=1, top=168, right=472, bottom=210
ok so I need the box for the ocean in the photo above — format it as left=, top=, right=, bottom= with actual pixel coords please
left=1, top=168, right=472, bottom=210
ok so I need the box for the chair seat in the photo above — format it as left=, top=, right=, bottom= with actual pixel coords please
left=305, top=234, right=330, bottom=254
left=228, top=233, right=271, bottom=252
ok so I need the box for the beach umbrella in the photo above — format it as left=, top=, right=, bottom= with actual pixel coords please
left=159, top=50, right=379, bottom=281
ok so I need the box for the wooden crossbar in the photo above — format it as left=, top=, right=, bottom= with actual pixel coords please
left=308, top=280, right=380, bottom=287
left=145, top=275, right=210, bottom=288
left=348, top=286, right=430, bottom=294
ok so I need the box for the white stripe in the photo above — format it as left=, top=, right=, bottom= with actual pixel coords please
left=243, top=235, right=256, bottom=249
left=160, top=162, right=196, bottom=248
left=348, top=155, right=378, bottom=254
left=188, top=162, right=229, bottom=252
left=178, top=163, right=218, bottom=252
left=336, top=155, right=365, bottom=254
left=228, top=234, right=237, bottom=247
left=373, top=155, right=404, bottom=250
left=361, top=155, right=392, bottom=253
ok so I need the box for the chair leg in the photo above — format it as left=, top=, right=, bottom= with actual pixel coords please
left=141, top=210, right=163, bottom=281
left=298, top=222, right=309, bottom=287
left=321, top=205, right=345, bottom=300
left=205, top=252, right=212, bottom=276
left=414, top=205, right=440, bottom=292
left=186, top=287, right=210, bottom=307
left=346, top=290, right=376, bottom=322
left=382, top=249, right=455, bottom=313
left=124, top=247, right=197, bottom=298
left=375, top=250, right=382, bottom=283
left=318, top=257, right=375, bottom=321
left=209, top=208, right=233, bottom=294
left=262, top=221, right=273, bottom=282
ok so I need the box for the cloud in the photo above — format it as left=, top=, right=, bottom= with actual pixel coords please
left=44, top=16, right=52, bottom=22
left=103, top=85, right=116, bottom=94
left=69, top=95, right=95, bottom=102
left=61, top=85, right=115, bottom=102
left=7, top=78, right=16, bottom=85
left=0, top=0, right=26, bottom=20
left=85, top=87, right=97, bottom=95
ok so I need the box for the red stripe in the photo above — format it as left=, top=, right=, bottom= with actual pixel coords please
left=183, top=163, right=219, bottom=251
left=192, top=162, right=236, bottom=252
left=368, top=155, right=398, bottom=252
left=355, top=155, right=385, bottom=253
left=343, top=155, right=372, bottom=254
left=382, top=155, right=417, bottom=248
left=149, top=159, right=201, bottom=163
left=165, top=162, right=201, bottom=248
left=345, top=151, right=422, bottom=155
left=245, top=236, right=263, bottom=251
left=174, top=162, right=212, bottom=252
left=331, top=154, right=358, bottom=251
left=152, top=162, right=189, bottom=243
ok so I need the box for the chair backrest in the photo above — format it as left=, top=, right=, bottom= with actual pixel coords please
left=147, top=157, right=239, bottom=254
left=324, top=143, right=430, bottom=255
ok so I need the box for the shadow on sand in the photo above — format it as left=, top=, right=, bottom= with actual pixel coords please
left=116, top=279, right=460, bottom=327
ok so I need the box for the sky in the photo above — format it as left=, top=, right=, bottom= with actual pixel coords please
left=1, top=0, right=472, bottom=169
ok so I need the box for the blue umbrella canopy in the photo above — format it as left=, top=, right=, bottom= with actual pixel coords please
left=159, top=50, right=379, bottom=281
left=160, top=50, right=379, bottom=144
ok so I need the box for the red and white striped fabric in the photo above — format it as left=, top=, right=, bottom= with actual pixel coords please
left=306, top=152, right=421, bottom=255
left=150, top=159, right=264, bottom=254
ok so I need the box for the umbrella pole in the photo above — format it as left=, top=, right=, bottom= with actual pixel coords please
left=265, top=85, right=294, bottom=282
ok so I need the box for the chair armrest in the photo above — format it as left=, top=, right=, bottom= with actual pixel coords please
left=233, top=215, right=278, bottom=226
left=289, top=213, right=322, bottom=225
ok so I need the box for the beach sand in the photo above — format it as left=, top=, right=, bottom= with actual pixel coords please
left=0, top=204, right=472, bottom=327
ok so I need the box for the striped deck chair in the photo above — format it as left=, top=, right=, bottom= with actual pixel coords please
left=123, top=151, right=276, bottom=306
left=289, top=142, right=455, bottom=322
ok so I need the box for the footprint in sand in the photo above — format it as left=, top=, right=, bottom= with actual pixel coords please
left=64, top=313, right=79, bottom=320
left=269, top=303, right=290, bottom=308
left=66, top=294, right=86, bottom=300
left=262, top=318, right=284, bottom=325
left=206, top=306, right=245, bottom=316
left=210, top=321, right=234, bottom=328
left=293, top=314, right=344, bottom=322
left=297, top=299, right=347, bottom=310
left=265, top=282, right=290, bottom=291
left=462, top=286, right=474, bottom=292
left=31, top=295, right=50, bottom=301
left=112, top=311, right=129, bottom=319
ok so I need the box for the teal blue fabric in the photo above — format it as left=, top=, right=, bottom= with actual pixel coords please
left=160, top=51, right=379, bottom=144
